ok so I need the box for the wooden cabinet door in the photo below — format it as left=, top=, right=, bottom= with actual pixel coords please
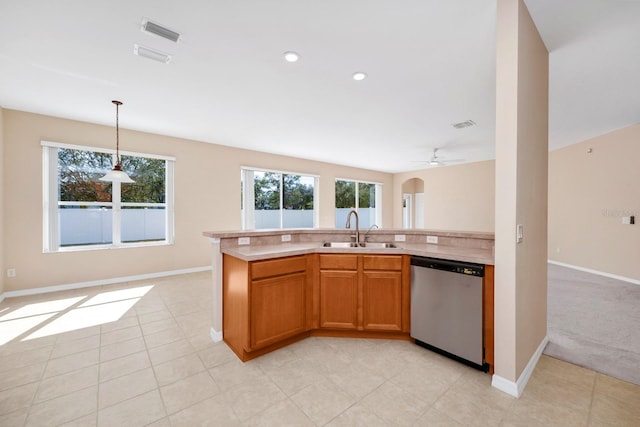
left=362, top=270, right=402, bottom=331
left=319, top=270, right=359, bottom=330
left=250, top=272, right=306, bottom=350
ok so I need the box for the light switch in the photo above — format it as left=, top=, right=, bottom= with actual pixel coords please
left=516, top=224, right=524, bottom=243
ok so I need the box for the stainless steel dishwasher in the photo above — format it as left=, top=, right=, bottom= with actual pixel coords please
left=410, top=256, right=486, bottom=371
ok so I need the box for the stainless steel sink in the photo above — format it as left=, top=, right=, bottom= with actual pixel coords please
left=322, top=241, right=397, bottom=249
left=322, top=241, right=360, bottom=248
left=362, top=242, right=397, bottom=248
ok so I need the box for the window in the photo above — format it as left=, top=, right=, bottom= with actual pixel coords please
left=42, top=141, right=175, bottom=252
left=335, top=179, right=382, bottom=228
left=241, top=168, right=318, bottom=229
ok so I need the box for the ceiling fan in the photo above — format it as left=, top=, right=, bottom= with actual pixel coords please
left=420, top=148, right=464, bottom=167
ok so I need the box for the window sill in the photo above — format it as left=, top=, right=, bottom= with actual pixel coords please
left=45, top=240, right=173, bottom=253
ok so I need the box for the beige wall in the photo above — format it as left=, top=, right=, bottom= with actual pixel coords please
left=393, top=160, right=495, bottom=231
left=0, top=108, right=4, bottom=294
left=549, top=125, right=640, bottom=280
left=2, top=109, right=392, bottom=292
left=494, top=0, right=548, bottom=384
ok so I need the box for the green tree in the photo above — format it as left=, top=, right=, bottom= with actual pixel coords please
left=58, top=148, right=112, bottom=202
left=358, top=182, right=375, bottom=208
left=335, top=180, right=375, bottom=209
left=58, top=148, right=166, bottom=204
left=121, top=156, right=166, bottom=203
left=335, top=180, right=355, bottom=208
left=283, top=174, right=314, bottom=210
left=253, top=172, right=314, bottom=210
left=254, top=172, right=280, bottom=209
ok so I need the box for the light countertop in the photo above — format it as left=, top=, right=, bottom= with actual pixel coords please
left=221, top=241, right=494, bottom=265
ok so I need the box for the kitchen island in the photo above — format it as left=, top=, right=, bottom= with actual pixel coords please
left=203, top=228, right=495, bottom=371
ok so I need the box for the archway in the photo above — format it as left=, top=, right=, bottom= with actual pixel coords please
left=401, top=178, right=425, bottom=229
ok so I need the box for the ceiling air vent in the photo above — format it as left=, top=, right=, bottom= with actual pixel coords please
left=141, top=19, right=181, bottom=43
left=452, top=120, right=476, bottom=129
left=134, top=44, right=172, bottom=64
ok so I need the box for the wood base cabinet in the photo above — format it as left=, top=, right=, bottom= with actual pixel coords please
left=319, top=254, right=409, bottom=333
left=319, top=270, right=359, bottom=329
left=223, top=254, right=312, bottom=361
left=362, top=270, right=402, bottom=331
left=222, top=252, right=490, bottom=371
left=251, top=272, right=306, bottom=349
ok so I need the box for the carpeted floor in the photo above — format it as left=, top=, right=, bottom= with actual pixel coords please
left=544, top=263, right=640, bottom=386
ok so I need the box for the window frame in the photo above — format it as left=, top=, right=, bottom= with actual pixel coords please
left=42, top=141, right=175, bottom=253
left=334, top=178, right=383, bottom=228
left=241, top=166, right=319, bottom=230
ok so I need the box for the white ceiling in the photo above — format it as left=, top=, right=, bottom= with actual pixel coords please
left=0, top=0, right=638, bottom=173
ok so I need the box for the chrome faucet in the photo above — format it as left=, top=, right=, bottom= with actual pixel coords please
left=364, top=224, right=379, bottom=242
left=345, top=209, right=360, bottom=246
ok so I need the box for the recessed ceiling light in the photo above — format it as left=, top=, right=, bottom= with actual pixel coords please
left=284, top=51, right=300, bottom=62
left=352, top=72, right=367, bottom=81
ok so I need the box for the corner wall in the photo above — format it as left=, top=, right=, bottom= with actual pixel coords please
left=0, top=108, right=5, bottom=294
left=548, top=125, right=640, bottom=280
left=494, top=0, right=548, bottom=392
left=3, top=110, right=393, bottom=293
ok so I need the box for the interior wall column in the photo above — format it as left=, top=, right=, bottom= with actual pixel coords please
left=0, top=108, right=4, bottom=296
left=493, top=0, right=549, bottom=397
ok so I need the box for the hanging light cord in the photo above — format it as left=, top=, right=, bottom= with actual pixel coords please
left=99, top=99, right=134, bottom=183
left=113, top=100, right=123, bottom=167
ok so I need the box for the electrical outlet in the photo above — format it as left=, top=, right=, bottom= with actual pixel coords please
left=622, top=216, right=635, bottom=225
left=7, top=268, right=16, bottom=278
left=426, top=235, right=438, bottom=244
left=394, top=234, right=406, bottom=242
left=238, top=237, right=250, bottom=245
left=281, top=234, right=291, bottom=242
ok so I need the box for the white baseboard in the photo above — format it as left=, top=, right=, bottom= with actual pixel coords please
left=210, top=327, right=223, bottom=343
left=492, top=335, right=549, bottom=398
left=1, top=266, right=212, bottom=299
left=548, top=260, right=640, bottom=286
left=491, top=373, right=519, bottom=397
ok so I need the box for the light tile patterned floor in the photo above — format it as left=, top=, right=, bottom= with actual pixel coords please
left=0, top=271, right=638, bottom=426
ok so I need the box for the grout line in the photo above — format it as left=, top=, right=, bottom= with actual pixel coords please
left=585, top=371, right=598, bottom=426
left=140, top=283, right=185, bottom=421
left=21, top=296, right=93, bottom=425
left=96, top=319, right=103, bottom=427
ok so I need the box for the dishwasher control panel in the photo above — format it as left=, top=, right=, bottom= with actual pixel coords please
left=410, top=256, right=484, bottom=277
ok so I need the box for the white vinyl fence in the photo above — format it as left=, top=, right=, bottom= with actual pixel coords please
left=335, top=208, right=376, bottom=229
left=251, top=208, right=375, bottom=229
left=254, top=209, right=314, bottom=229
left=59, top=207, right=165, bottom=246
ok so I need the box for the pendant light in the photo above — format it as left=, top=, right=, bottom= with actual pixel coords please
left=100, top=100, right=134, bottom=183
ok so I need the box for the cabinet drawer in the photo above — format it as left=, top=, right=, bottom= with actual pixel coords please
left=319, top=254, right=358, bottom=270
left=251, top=256, right=306, bottom=280
left=362, top=255, right=403, bottom=271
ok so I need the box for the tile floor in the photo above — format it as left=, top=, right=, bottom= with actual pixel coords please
left=0, top=271, right=638, bottom=426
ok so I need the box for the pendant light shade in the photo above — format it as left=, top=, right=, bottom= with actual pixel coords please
left=100, top=164, right=135, bottom=183
left=100, top=100, right=134, bottom=183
